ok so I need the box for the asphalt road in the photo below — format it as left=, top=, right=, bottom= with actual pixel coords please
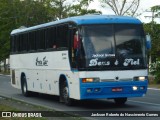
left=0, top=75, right=160, bottom=120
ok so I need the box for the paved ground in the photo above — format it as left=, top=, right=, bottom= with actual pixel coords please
left=0, top=75, right=160, bottom=120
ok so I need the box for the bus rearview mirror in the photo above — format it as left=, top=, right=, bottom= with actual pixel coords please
left=146, top=34, right=151, bottom=50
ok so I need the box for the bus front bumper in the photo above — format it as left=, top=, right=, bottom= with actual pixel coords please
left=80, top=80, right=148, bottom=100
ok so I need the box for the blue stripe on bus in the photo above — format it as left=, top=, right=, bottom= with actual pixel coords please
left=70, top=15, right=141, bottom=25
left=79, top=79, right=148, bottom=100
left=11, top=15, right=141, bottom=35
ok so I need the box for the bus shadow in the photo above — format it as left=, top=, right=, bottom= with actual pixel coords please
left=31, top=93, right=138, bottom=110
left=73, top=99, right=137, bottom=110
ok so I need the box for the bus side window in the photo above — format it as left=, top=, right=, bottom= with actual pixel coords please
left=41, top=29, right=45, bottom=50
left=46, top=27, right=56, bottom=49
left=21, top=33, right=27, bottom=52
left=71, top=29, right=82, bottom=68
left=57, top=24, right=68, bottom=49
left=11, top=36, right=15, bottom=53
left=29, top=32, right=36, bottom=51
left=36, top=30, right=45, bottom=50
left=16, top=35, right=20, bottom=52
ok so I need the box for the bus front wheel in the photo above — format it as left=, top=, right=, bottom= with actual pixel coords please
left=61, top=81, right=73, bottom=106
left=21, top=75, right=30, bottom=97
left=114, top=97, right=127, bottom=105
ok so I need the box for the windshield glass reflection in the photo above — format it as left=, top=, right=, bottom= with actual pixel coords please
left=79, top=24, right=146, bottom=70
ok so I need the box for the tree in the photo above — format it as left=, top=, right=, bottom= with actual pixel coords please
left=67, top=0, right=101, bottom=17
left=151, top=5, right=160, bottom=18
left=0, top=0, right=102, bottom=72
left=100, top=0, right=140, bottom=16
left=45, top=0, right=101, bottom=19
left=0, top=0, right=51, bottom=72
left=44, top=0, right=69, bottom=19
left=144, top=22, right=160, bottom=84
left=144, top=6, right=160, bottom=84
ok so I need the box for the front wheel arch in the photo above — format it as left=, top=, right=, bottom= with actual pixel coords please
left=59, top=75, right=74, bottom=106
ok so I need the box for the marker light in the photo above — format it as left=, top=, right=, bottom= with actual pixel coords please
left=82, top=78, right=100, bottom=83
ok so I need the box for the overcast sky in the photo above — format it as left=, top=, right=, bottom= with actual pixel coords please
left=89, top=0, right=160, bottom=23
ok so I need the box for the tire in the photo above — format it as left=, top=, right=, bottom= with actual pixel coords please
left=21, top=75, right=30, bottom=97
left=114, top=97, right=127, bottom=105
left=61, top=81, right=73, bottom=106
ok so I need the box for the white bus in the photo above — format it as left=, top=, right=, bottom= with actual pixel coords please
left=10, top=15, right=150, bottom=106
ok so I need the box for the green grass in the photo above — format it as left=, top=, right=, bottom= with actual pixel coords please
left=148, top=84, right=160, bottom=89
left=0, top=97, right=85, bottom=120
left=0, top=104, right=19, bottom=111
left=0, top=71, right=10, bottom=75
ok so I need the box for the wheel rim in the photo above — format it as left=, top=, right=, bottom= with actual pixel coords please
left=23, top=82, right=27, bottom=94
left=63, top=86, right=69, bottom=101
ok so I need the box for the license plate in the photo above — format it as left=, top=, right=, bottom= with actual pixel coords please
left=112, top=88, right=123, bottom=92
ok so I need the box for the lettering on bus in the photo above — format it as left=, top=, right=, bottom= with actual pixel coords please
left=62, top=53, right=67, bottom=60
left=89, top=58, right=110, bottom=66
left=114, top=60, right=119, bottom=65
left=92, top=54, right=115, bottom=58
left=88, top=58, right=140, bottom=67
left=123, top=58, right=140, bottom=66
left=36, top=56, right=48, bottom=66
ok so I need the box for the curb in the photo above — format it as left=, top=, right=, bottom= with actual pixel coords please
left=0, top=74, right=10, bottom=77
left=148, top=88, right=160, bottom=91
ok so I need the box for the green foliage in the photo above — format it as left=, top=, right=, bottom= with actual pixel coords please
left=150, top=59, right=160, bottom=84
left=151, top=5, right=160, bottom=17
left=45, top=0, right=101, bottom=19
left=143, top=23, right=160, bottom=62
left=0, top=0, right=50, bottom=61
left=143, top=22, right=160, bottom=84
left=149, top=5, right=160, bottom=84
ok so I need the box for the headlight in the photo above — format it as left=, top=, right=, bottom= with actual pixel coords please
left=133, top=86, right=138, bottom=91
left=82, top=78, right=100, bottom=83
left=133, top=76, right=147, bottom=81
left=139, top=77, right=145, bottom=81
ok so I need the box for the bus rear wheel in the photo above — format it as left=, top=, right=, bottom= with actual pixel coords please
left=21, top=75, right=30, bottom=97
left=61, top=81, right=73, bottom=106
left=114, top=97, right=127, bottom=105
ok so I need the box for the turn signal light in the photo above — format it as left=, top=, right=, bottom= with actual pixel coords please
left=82, top=78, right=100, bottom=83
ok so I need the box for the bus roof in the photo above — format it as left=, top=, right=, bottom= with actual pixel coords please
left=11, top=15, right=142, bottom=35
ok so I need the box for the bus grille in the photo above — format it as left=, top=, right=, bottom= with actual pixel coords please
left=101, top=78, right=132, bottom=82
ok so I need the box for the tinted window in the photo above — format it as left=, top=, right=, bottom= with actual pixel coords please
left=57, top=25, right=68, bottom=48
left=46, top=27, right=56, bottom=49
left=79, top=24, right=146, bottom=70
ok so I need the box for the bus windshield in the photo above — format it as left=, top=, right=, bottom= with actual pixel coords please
left=79, top=24, right=147, bottom=70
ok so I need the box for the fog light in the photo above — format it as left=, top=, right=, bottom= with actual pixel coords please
left=94, top=88, right=100, bottom=92
left=140, top=86, right=145, bottom=90
left=133, top=86, right=138, bottom=91
left=87, top=88, right=92, bottom=93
